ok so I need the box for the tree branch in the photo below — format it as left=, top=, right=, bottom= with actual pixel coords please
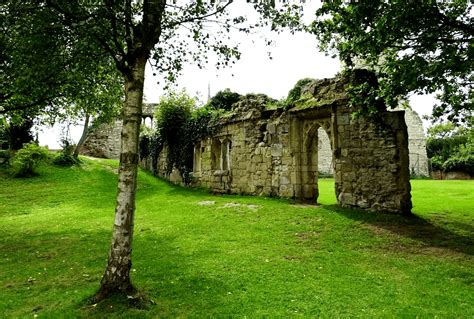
left=167, top=1, right=233, bottom=28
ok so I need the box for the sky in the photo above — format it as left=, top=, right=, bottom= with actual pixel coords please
left=38, top=1, right=435, bottom=149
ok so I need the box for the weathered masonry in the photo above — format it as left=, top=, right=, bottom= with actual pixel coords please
left=151, top=74, right=412, bottom=214
left=82, top=103, right=156, bottom=159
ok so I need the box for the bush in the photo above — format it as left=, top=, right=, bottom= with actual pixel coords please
left=207, top=88, right=241, bottom=111
left=152, top=90, right=217, bottom=183
left=139, top=134, right=151, bottom=160
left=443, top=154, right=474, bottom=175
left=286, top=78, right=313, bottom=106
left=0, top=150, right=11, bottom=166
left=11, top=143, right=49, bottom=177
left=430, top=155, right=445, bottom=171
left=53, top=139, right=80, bottom=167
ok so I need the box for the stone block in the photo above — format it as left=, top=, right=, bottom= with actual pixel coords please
left=271, top=144, right=283, bottom=157
left=280, top=176, right=290, bottom=185
left=267, top=123, right=276, bottom=134
left=338, top=192, right=356, bottom=205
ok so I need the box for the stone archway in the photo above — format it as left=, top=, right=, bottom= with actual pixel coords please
left=300, top=119, right=333, bottom=202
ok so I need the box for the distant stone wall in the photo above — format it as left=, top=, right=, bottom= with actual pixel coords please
left=403, top=107, right=429, bottom=176
left=81, top=103, right=157, bottom=159
left=148, top=74, right=412, bottom=214
left=81, top=120, right=122, bottom=159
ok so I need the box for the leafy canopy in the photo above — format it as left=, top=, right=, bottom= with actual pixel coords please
left=0, top=1, right=123, bottom=124
left=311, top=0, right=473, bottom=123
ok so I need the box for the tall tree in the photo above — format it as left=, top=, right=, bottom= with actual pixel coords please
left=311, top=0, right=473, bottom=123
left=3, top=0, right=303, bottom=300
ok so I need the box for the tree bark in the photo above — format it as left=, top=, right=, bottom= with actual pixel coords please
left=73, top=113, right=90, bottom=159
left=95, top=57, right=146, bottom=299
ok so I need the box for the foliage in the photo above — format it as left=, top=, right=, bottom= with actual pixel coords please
left=311, top=0, right=473, bottom=123
left=233, top=93, right=277, bottom=110
left=430, top=155, right=445, bottom=171
left=0, top=118, right=9, bottom=149
left=1, top=159, right=473, bottom=317
left=53, top=138, right=80, bottom=167
left=427, top=119, right=474, bottom=173
left=206, top=89, right=241, bottom=111
left=0, top=149, right=10, bottom=166
left=7, top=118, right=34, bottom=150
left=285, top=78, right=313, bottom=107
left=0, top=2, right=123, bottom=125
left=152, top=91, right=218, bottom=184
left=138, top=134, right=152, bottom=161
left=427, top=134, right=468, bottom=160
left=10, top=143, right=49, bottom=177
left=443, top=153, right=474, bottom=175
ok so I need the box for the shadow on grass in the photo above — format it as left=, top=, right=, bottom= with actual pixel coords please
left=1, top=225, right=230, bottom=318
left=323, top=204, right=474, bottom=256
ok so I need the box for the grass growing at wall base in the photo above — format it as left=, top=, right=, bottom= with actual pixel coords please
left=0, top=158, right=473, bottom=317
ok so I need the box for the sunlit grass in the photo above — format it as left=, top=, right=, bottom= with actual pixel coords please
left=0, top=159, right=472, bottom=317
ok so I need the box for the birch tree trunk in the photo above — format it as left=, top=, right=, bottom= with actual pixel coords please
left=95, top=57, right=146, bottom=299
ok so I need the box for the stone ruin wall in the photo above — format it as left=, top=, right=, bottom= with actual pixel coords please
left=81, top=120, right=122, bottom=159
left=147, top=75, right=413, bottom=214
left=317, top=107, right=428, bottom=177
left=81, top=103, right=156, bottom=159
left=83, top=103, right=428, bottom=180
left=403, top=107, right=429, bottom=176
left=81, top=74, right=415, bottom=213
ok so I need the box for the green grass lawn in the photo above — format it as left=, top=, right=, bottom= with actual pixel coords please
left=0, top=158, right=473, bottom=318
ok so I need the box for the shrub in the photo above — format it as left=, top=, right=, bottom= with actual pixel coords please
left=139, top=134, right=151, bottom=160
left=11, top=143, right=49, bottom=177
left=152, top=90, right=217, bottom=183
left=207, top=88, right=241, bottom=111
left=53, top=139, right=80, bottom=167
left=286, top=78, right=313, bottom=106
left=443, top=154, right=474, bottom=175
left=0, top=150, right=11, bottom=166
left=430, top=155, right=445, bottom=171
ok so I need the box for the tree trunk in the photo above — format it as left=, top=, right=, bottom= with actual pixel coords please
left=73, top=113, right=90, bottom=159
left=95, top=57, right=146, bottom=299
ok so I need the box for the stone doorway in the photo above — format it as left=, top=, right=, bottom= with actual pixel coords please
left=300, top=120, right=333, bottom=203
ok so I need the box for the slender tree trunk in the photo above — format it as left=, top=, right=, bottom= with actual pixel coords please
left=95, top=57, right=146, bottom=299
left=73, top=113, right=90, bottom=159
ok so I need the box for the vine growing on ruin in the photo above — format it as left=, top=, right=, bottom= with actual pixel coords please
left=141, top=91, right=220, bottom=184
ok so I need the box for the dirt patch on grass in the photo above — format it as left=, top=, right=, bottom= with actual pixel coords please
left=295, top=231, right=320, bottom=241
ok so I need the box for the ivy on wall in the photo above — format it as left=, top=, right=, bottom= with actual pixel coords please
left=139, top=90, right=220, bottom=184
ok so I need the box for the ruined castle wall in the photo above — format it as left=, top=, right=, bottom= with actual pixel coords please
left=333, top=110, right=412, bottom=214
left=81, top=120, right=122, bottom=159
left=192, top=114, right=296, bottom=198
left=316, top=107, right=429, bottom=177
left=134, top=75, right=414, bottom=214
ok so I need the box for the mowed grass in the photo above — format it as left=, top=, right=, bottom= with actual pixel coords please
left=0, top=158, right=473, bottom=318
